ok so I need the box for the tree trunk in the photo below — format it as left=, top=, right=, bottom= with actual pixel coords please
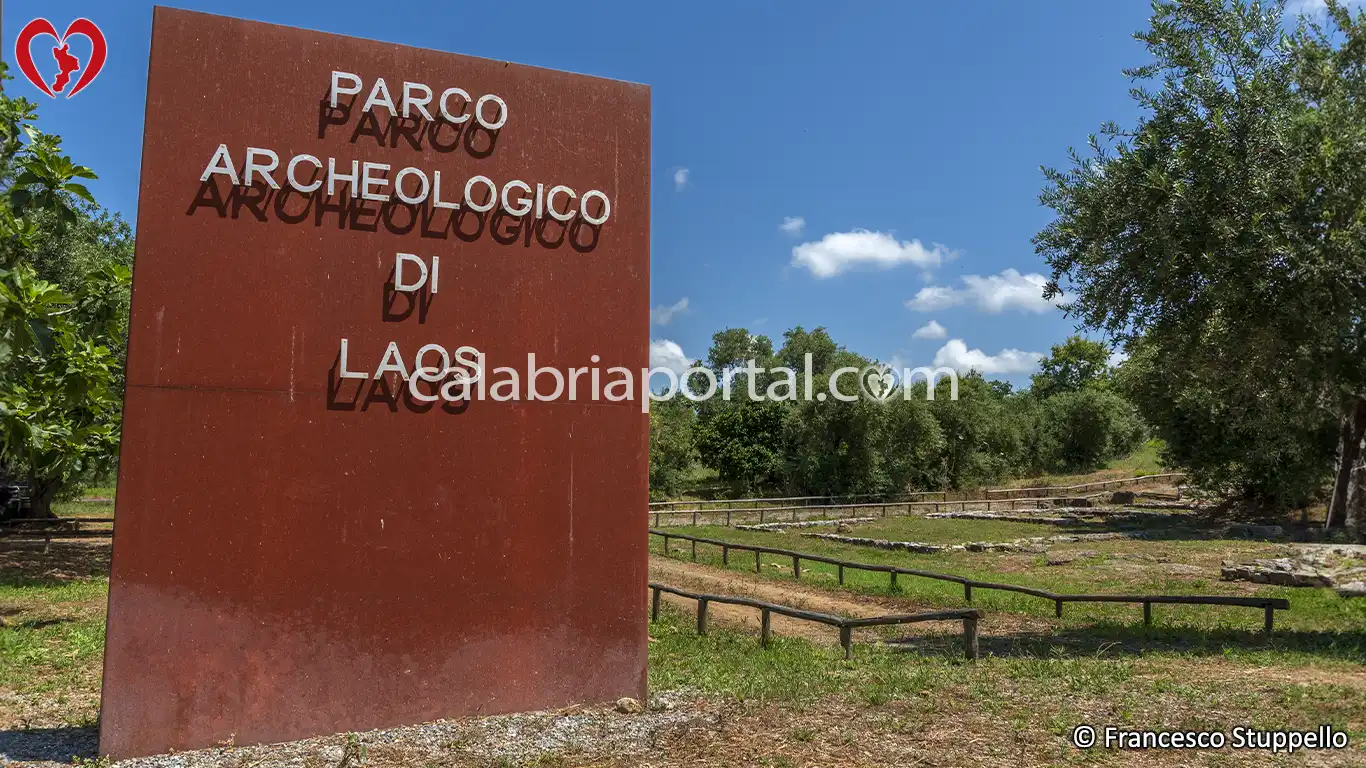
left=1348, top=453, right=1366, bottom=543
left=23, top=476, right=61, bottom=520
left=1327, top=397, right=1366, bottom=530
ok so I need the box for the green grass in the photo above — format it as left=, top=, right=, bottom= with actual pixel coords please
left=647, top=606, right=1365, bottom=752
left=0, top=545, right=1361, bottom=764
left=1109, top=439, right=1165, bottom=477
left=1002, top=439, right=1168, bottom=489
left=53, top=498, right=115, bottom=519
left=653, top=527, right=1366, bottom=659
left=0, top=577, right=107, bottom=724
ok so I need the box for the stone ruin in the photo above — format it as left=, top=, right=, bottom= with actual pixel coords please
left=1221, top=544, right=1366, bottom=597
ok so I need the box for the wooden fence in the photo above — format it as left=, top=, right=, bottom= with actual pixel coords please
left=649, top=473, right=1185, bottom=511
left=983, top=473, right=1186, bottom=500
left=648, top=494, right=1112, bottom=529
left=649, top=530, right=1288, bottom=632
left=650, top=581, right=985, bottom=659
left=649, top=490, right=949, bottom=509
left=0, top=517, right=114, bottom=544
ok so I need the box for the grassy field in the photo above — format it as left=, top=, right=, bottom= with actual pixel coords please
left=654, top=522, right=1366, bottom=649
left=642, top=510, right=1366, bottom=765
left=2, top=553, right=1362, bottom=766
left=648, top=605, right=1364, bottom=766
left=51, top=499, right=114, bottom=520
left=0, top=552, right=108, bottom=730
left=5, top=467, right=1365, bottom=765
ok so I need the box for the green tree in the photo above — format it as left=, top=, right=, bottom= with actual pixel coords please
left=648, top=396, right=697, bottom=499
left=693, top=400, right=787, bottom=495
left=1030, top=336, right=1113, bottom=398
left=0, top=68, right=131, bottom=518
left=1034, top=0, right=1366, bottom=532
left=1039, top=388, right=1146, bottom=472
left=922, top=373, right=1024, bottom=489
left=1116, top=337, right=1336, bottom=509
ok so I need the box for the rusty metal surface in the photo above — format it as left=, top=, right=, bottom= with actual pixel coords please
left=100, top=8, right=649, bottom=759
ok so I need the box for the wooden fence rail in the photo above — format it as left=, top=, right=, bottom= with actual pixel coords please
left=0, top=518, right=115, bottom=543
left=982, top=473, right=1186, bottom=499
left=649, top=530, right=1288, bottom=632
left=648, top=494, right=1113, bottom=528
left=649, top=490, right=949, bottom=509
left=649, top=582, right=985, bottom=660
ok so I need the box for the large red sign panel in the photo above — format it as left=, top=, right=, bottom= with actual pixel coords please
left=101, top=8, right=649, bottom=758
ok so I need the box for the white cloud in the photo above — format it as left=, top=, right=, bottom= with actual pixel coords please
left=780, top=216, right=806, bottom=236
left=1290, top=0, right=1365, bottom=13
left=649, top=339, right=694, bottom=375
left=908, top=268, right=1063, bottom=313
left=912, top=320, right=947, bottom=340
left=1108, top=350, right=1130, bottom=368
left=906, top=286, right=960, bottom=312
left=673, top=168, right=689, bottom=190
left=650, top=297, right=690, bottom=326
left=791, top=230, right=953, bottom=279
left=932, top=339, right=1043, bottom=375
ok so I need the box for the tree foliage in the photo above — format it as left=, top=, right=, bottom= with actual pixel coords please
left=1030, top=336, right=1112, bottom=399
left=0, top=67, right=131, bottom=517
left=661, top=323, right=1147, bottom=500
left=1035, top=0, right=1366, bottom=531
left=648, top=396, right=696, bottom=499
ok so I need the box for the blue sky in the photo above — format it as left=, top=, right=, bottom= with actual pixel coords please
left=7, top=1, right=1201, bottom=385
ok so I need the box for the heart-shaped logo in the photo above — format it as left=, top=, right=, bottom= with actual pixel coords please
left=858, top=364, right=899, bottom=402
left=15, top=18, right=107, bottom=99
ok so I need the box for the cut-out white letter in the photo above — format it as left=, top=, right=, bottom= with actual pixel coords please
left=200, top=144, right=240, bottom=185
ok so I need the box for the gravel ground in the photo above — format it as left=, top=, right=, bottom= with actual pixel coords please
left=0, top=690, right=721, bottom=767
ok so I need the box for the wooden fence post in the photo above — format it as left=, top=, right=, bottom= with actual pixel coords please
left=1264, top=605, right=1275, bottom=634
left=651, top=587, right=661, bottom=622
left=1055, top=600, right=1063, bottom=618
left=692, top=510, right=698, bottom=527
left=761, top=608, right=772, bottom=648
left=726, top=510, right=732, bottom=527
left=756, top=550, right=762, bottom=573
left=792, top=555, right=801, bottom=579
left=838, top=564, right=845, bottom=585
left=963, top=617, right=979, bottom=660
left=691, top=540, right=697, bottom=561
left=964, top=583, right=973, bottom=602
left=722, top=545, right=729, bottom=566
left=840, top=626, right=853, bottom=660
left=697, top=599, right=709, bottom=635
left=1143, top=602, right=1152, bottom=626
left=662, top=534, right=669, bottom=555
left=890, top=571, right=898, bottom=589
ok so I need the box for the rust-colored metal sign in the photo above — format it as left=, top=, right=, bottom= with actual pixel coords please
left=101, top=8, right=649, bottom=759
